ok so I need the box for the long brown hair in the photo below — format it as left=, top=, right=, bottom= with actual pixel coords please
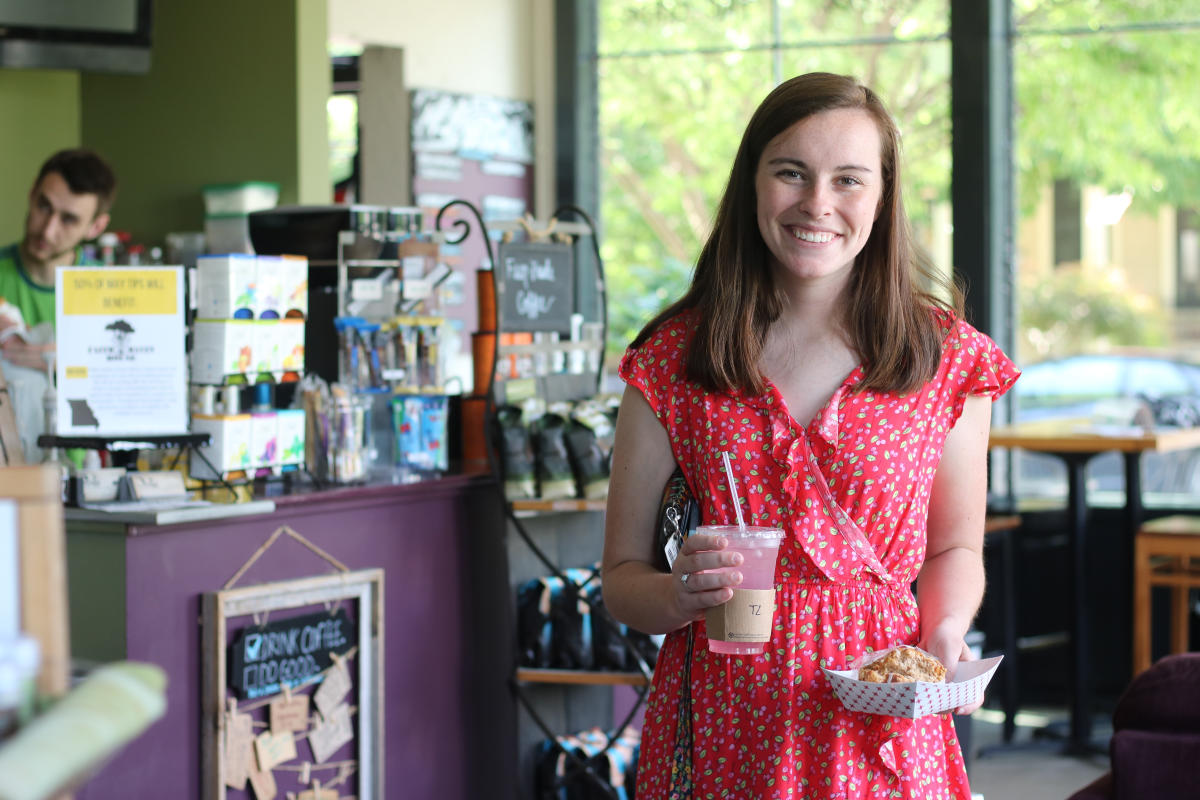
left=631, top=72, right=961, bottom=395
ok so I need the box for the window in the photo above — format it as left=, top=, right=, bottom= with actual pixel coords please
left=588, top=0, right=1200, bottom=507
left=1012, top=3, right=1200, bottom=504
left=596, top=0, right=951, bottom=354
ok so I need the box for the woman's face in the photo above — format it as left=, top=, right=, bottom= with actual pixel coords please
left=754, top=107, right=884, bottom=286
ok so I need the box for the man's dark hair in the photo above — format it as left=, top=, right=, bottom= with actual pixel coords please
left=35, top=148, right=118, bottom=216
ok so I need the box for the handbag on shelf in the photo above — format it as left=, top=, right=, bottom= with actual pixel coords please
left=654, top=466, right=701, bottom=573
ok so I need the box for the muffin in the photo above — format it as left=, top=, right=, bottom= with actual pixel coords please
left=858, top=646, right=946, bottom=684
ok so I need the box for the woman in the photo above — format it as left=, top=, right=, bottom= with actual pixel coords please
left=602, top=72, right=1019, bottom=798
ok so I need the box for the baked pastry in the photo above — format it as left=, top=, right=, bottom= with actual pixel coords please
left=858, top=646, right=946, bottom=683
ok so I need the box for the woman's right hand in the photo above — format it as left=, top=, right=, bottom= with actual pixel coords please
left=672, top=533, right=744, bottom=621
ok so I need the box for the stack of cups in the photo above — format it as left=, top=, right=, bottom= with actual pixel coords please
left=463, top=267, right=498, bottom=468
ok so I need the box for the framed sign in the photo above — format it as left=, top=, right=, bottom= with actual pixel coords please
left=495, top=240, right=573, bottom=332
left=202, top=565, right=384, bottom=800
left=55, top=265, right=188, bottom=436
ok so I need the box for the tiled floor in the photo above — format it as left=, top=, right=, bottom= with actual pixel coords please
left=968, top=707, right=1110, bottom=800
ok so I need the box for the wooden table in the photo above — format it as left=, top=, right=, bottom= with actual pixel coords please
left=989, top=422, right=1200, bottom=754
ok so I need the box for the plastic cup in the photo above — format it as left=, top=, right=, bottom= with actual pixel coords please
left=701, top=525, right=784, bottom=654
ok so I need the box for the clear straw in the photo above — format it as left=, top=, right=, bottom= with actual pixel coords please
left=721, top=451, right=746, bottom=529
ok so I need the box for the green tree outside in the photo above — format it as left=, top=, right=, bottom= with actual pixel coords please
left=597, top=0, right=1200, bottom=357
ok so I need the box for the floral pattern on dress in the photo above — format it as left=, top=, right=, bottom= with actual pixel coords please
left=619, top=308, right=1019, bottom=799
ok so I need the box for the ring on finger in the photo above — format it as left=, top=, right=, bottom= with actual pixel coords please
left=680, top=572, right=691, bottom=587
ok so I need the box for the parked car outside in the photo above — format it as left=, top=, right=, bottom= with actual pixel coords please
left=1009, top=354, right=1200, bottom=501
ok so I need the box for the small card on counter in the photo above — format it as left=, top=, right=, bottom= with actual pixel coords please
left=122, top=469, right=188, bottom=500
left=77, top=467, right=126, bottom=502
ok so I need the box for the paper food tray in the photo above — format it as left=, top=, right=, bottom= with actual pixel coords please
left=822, top=655, right=1003, bottom=719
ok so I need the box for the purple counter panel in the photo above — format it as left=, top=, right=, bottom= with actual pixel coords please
left=71, top=474, right=516, bottom=800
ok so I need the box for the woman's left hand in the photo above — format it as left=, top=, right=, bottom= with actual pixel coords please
left=919, top=627, right=981, bottom=716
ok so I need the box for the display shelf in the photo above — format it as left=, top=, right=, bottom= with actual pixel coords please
left=510, top=498, right=608, bottom=514
left=438, top=199, right=639, bottom=800
left=515, top=668, right=650, bottom=687
left=38, top=432, right=210, bottom=451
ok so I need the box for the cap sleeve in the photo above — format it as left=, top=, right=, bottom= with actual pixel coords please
left=938, top=318, right=1021, bottom=426
left=617, top=313, right=693, bottom=423
left=957, top=320, right=1021, bottom=401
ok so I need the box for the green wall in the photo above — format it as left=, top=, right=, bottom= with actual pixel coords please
left=78, top=0, right=330, bottom=247
left=0, top=70, right=82, bottom=244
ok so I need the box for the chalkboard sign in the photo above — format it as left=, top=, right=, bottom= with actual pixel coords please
left=228, top=608, right=356, bottom=699
left=203, top=561, right=384, bottom=800
left=495, top=240, right=573, bottom=332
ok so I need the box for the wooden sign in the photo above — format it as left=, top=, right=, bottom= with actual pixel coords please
left=495, top=240, right=573, bottom=332
left=229, top=608, right=356, bottom=699
left=202, top=568, right=383, bottom=800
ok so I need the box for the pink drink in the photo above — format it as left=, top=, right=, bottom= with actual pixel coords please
left=702, top=525, right=784, bottom=655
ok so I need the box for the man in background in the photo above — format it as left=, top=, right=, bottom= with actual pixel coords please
left=0, top=148, right=116, bottom=461
left=0, top=148, right=117, bottom=370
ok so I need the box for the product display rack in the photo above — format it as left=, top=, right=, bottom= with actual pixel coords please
left=330, top=225, right=456, bottom=482
left=436, top=198, right=650, bottom=799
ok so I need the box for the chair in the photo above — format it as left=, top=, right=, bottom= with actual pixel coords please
left=1132, top=515, right=1200, bottom=676
left=1067, top=652, right=1200, bottom=800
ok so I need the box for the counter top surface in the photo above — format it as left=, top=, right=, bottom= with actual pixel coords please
left=63, top=469, right=497, bottom=532
left=65, top=499, right=277, bottom=526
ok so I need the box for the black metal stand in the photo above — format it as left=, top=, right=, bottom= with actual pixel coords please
left=438, top=199, right=641, bottom=800
left=37, top=431, right=238, bottom=499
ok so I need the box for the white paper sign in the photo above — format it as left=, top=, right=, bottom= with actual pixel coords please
left=55, top=267, right=188, bottom=436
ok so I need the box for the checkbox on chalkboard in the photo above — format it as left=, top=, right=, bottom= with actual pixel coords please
left=244, top=634, right=262, bottom=661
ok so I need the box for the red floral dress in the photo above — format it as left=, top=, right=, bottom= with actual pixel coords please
left=619, top=309, right=1019, bottom=799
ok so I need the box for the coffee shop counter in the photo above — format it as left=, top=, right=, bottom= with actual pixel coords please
left=64, top=472, right=518, bottom=800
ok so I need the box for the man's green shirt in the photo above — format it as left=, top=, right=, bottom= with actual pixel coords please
left=0, top=243, right=56, bottom=328
left=0, top=243, right=100, bottom=329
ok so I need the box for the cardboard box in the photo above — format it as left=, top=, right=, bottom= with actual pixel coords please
left=392, top=394, right=448, bottom=471
left=280, top=254, right=308, bottom=318
left=250, top=411, right=279, bottom=469
left=278, top=318, right=305, bottom=373
left=190, top=414, right=253, bottom=479
left=255, top=255, right=285, bottom=319
left=252, top=320, right=281, bottom=375
left=191, top=320, right=255, bottom=385
left=276, top=408, right=306, bottom=466
left=196, top=254, right=257, bottom=319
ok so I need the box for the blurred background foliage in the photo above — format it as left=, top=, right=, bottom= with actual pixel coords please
left=596, top=0, right=1200, bottom=355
